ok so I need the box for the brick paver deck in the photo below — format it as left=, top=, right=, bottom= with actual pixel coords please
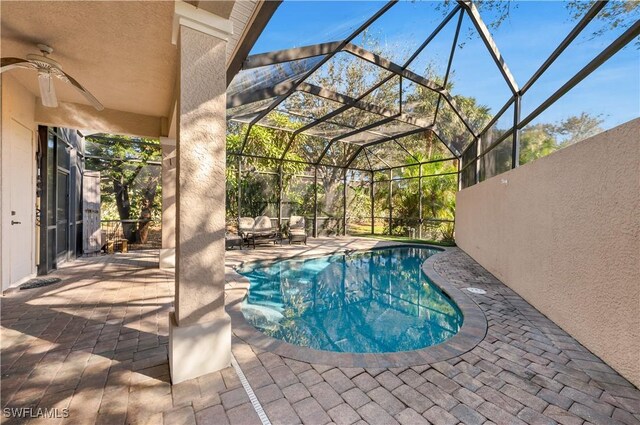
left=2, top=238, right=638, bottom=425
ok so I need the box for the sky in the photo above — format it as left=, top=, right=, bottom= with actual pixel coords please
left=248, top=0, right=639, bottom=132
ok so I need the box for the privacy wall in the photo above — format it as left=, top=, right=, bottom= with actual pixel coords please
left=455, top=119, right=640, bottom=387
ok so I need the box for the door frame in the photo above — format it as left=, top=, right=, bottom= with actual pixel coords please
left=37, top=126, right=84, bottom=275
left=2, top=118, right=36, bottom=289
left=56, top=167, right=70, bottom=265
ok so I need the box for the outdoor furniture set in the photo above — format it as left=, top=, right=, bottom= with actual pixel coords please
left=225, top=215, right=308, bottom=249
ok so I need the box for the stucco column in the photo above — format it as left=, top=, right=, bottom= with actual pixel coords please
left=160, top=137, right=176, bottom=269
left=169, top=7, right=232, bottom=384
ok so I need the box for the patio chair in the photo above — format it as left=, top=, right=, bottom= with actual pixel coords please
left=288, top=215, right=307, bottom=245
left=245, top=215, right=280, bottom=248
left=238, top=217, right=255, bottom=239
left=252, top=215, right=276, bottom=237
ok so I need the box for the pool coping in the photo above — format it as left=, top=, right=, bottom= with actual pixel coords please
left=225, top=243, right=488, bottom=368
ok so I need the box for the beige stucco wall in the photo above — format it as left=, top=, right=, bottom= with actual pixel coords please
left=1, top=74, right=38, bottom=290
left=455, top=119, right=640, bottom=387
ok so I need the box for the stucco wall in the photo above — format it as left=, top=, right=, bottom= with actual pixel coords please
left=1, top=74, right=38, bottom=290
left=455, top=119, right=640, bottom=387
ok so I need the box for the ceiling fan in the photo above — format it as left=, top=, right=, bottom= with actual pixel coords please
left=1, top=43, right=104, bottom=111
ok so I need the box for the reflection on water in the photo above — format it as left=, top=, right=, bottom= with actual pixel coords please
left=239, top=247, right=463, bottom=353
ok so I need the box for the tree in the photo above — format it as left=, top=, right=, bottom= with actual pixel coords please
left=305, top=41, right=392, bottom=234
left=226, top=114, right=308, bottom=222
left=520, top=113, right=604, bottom=164
left=566, top=0, right=640, bottom=45
left=550, top=112, right=603, bottom=145
left=85, top=135, right=161, bottom=243
left=440, top=0, right=639, bottom=43
left=227, top=33, right=493, bottom=240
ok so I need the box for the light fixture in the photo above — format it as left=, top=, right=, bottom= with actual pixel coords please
left=37, top=70, right=58, bottom=107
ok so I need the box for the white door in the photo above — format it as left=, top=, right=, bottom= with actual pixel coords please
left=7, top=119, right=34, bottom=286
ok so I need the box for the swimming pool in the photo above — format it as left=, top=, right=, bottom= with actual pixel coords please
left=238, top=246, right=463, bottom=353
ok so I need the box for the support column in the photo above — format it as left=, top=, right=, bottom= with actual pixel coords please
left=418, top=164, right=423, bottom=239
left=313, top=166, right=318, bottom=238
left=342, top=172, right=347, bottom=236
left=237, top=156, right=242, bottom=219
left=278, top=164, right=283, bottom=230
left=388, top=170, right=393, bottom=236
left=169, top=3, right=233, bottom=384
left=474, top=139, right=480, bottom=185
left=160, top=137, right=176, bottom=269
left=370, top=171, right=375, bottom=235
left=512, top=95, right=521, bottom=169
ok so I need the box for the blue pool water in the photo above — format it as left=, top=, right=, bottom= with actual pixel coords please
left=238, top=246, right=463, bottom=353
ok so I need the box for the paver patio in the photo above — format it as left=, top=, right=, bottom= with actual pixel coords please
left=2, top=238, right=639, bottom=425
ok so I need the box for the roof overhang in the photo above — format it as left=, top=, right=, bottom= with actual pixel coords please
left=1, top=0, right=279, bottom=138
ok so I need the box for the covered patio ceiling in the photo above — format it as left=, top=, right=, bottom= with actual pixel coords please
left=226, top=0, right=639, bottom=172
left=0, top=0, right=278, bottom=138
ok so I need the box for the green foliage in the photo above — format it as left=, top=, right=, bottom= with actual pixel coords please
left=520, top=113, right=603, bottom=164
left=226, top=32, right=481, bottom=241
left=566, top=0, right=640, bottom=46
left=369, top=157, right=457, bottom=241
left=283, top=175, right=317, bottom=218
left=226, top=23, right=608, bottom=243
left=226, top=120, right=308, bottom=221
left=345, top=178, right=371, bottom=222
left=85, top=134, right=161, bottom=240
left=440, top=0, right=639, bottom=45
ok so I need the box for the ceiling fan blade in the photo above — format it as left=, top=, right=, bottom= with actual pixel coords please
left=1, top=57, right=36, bottom=73
left=54, top=69, right=104, bottom=111
left=37, top=71, right=58, bottom=107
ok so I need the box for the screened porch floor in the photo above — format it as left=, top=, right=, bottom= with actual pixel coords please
left=1, top=237, right=638, bottom=425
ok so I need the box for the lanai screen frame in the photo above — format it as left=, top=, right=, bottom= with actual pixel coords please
left=227, top=0, right=640, bottom=238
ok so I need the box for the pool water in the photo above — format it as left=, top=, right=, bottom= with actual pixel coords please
left=238, top=246, right=463, bottom=353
